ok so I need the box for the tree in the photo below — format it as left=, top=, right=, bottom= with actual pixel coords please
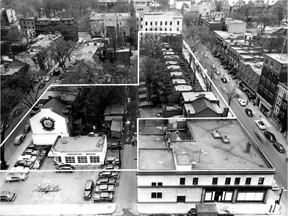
left=140, top=33, right=162, bottom=56
left=239, top=2, right=254, bottom=21
left=259, top=36, right=285, bottom=53
left=226, top=87, right=238, bottom=105
left=157, top=0, right=170, bottom=10
left=256, top=12, right=277, bottom=35
left=215, top=0, right=223, bottom=12
left=272, top=0, right=287, bottom=26
left=183, top=12, right=199, bottom=27
left=140, top=56, right=161, bottom=90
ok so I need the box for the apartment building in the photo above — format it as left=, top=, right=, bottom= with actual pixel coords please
left=90, top=12, right=130, bottom=37
left=137, top=119, right=275, bottom=214
left=139, top=11, right=183, bottom=32
left=19, top=17, right=36, bottom=38
left=221, top=0, right=245, bottom=15
left=256, top=53, right=288, bottom=117
left=271, top=82, right=287, bottom=128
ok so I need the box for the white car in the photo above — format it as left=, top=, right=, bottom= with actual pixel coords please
left=255, top=120, right=266, bottom=130
left=238, top=99, right=247, bottom=106
left=271, top=184, right=279, bottom=191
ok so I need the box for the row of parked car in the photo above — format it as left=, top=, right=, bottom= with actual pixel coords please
left=14, top=124, right=30, bottom=146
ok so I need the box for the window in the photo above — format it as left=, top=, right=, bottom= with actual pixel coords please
left=276, top=65, right=279, bottom=71
left=77, top=156, right=87, bottom=163
left=90, top=156, right=100, bottom=163
left=150, top=21, right=152, bottom=25
left=151, top=182, right=156, bottom=186
left=245, top=177, right=252, bottom=185
left=177, top=21, right=179, bottom=25
left=170, top=28, right=172, bottom=31
left=177, top=28, right=179, bottom=32
left=165, top=21, right=167, bottom=25
left=141, top=25, right=143, bottom=29
left=155, top=21, right=157, bottom=26
left=150, top=28, right=152, bottom=31
left=265, top=59, right=268, bottom=64
left=158, top=182, right=163, bottom=186
left=234, top=177, right=241, bottom=185
left=155, top=28, right=157, bottom=31
left=180, top=178, right=185, bottom=185
left=170, top=21, right=172, bottom=25
left=165, top=28, right=167, bottom=31
left=145, top=21, right=147, bottom=26
left=145, top=28, right=147, bottom=31
left=151, top=192, right=162, bottom=198
left=65, top=156, right=75, bottom=163
left=160, top=21, right=162, bottom=25
left=141, top=18, right=143, bottom=21
left=225, top=177, right=231, bottom=185
left=177, top=196, right=186, bottom=202
left=193, top=178, right=198, bottom=185
left=212, top=177, right=218, bottom=185
left=160, top=28, right=162, bottom=31
left=258, top=177, right=264, bottom=185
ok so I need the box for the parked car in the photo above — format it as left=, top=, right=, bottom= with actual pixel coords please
left=98, top=171, right=119, bottom=179
left=271, top=184, right=279, bottom=191
left=53, top=68, right=61, bottom=76
left=14, top=134, right=26, bottom=146
left=245, top=108, right=253, bottom=117
left=94, top=184, right=115, bottom=194
left=5, top=172, right=28, bottom=182
left=107, top=142, right=124, bottom=150
left=38, top=82, right=45, bottom=89
left=104, top=157, right=119, bottom=166
left=0, top=191, right=17, bottom=202
left=263, top=131, right=276, bottom=143
left=255, top=120, right=266, bottom=130
left=44, top=75, right=52, bottom=82
left=238, top=99, right=247, bottom=106
left=273, top=142, right=285, bottom=153
left=23, top=124, right=30, bottom=134
left=96, top=178, right=118, bottom=186
left=93, top=192, right=114, bottom=202
left=32, top=77, right=40, bottom=83
left=32, top=157, right=45, bottom=169
left=221, top=77, right=227, bottom=83
left=55, top=164, right=75, bottom=173
left=84, top=180, right=94, bottom=200
left=187, top=208, right=197, bottom=216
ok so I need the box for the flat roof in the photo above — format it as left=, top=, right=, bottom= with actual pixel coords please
left=139, top=119, right=272, bottom=171
left=175, top=85, right=192, bottom=91
left=139, top=149, right=176, bottom=170
left=167, top=65, right=180, bottom=70
left=265, top=53, right=288, bottom=64
left=243, top=61, right=263, bottom=75
left=170, top=72, right=183, bottom=76
left=182, top=92, right=218, bottom=102
left=53, top=136, right=105, bottom=152
left=172, top=79, right=186, bottom=84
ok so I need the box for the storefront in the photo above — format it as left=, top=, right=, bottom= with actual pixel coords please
left=51, top=135, right=107, bottom=166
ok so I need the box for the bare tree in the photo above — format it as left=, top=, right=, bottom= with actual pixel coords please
left=183, top=26, right=212, bottom=52
left=272, top=0, right=287, bottom=26
left=140, top=33, right=162, bottom=56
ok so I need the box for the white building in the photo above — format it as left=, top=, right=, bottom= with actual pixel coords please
left=139, top=11, right=183, bottom=33
left=29, top=108, right=70, bottom=145
left=225, top=19, right=246, bottom=33
left=51, top=135, right=107, bottom=166
left=137, top=119, right=275, bottom=214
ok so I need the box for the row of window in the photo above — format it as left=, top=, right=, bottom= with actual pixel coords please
left=150, top=177, right=265, bottom=186
left=64, top=156, right=100, bottom=164
left=22, top=26, right=35, bottom=30
left=264, top=59, right=281, bottom=71
left=143, top=28, right=179, bottom=32
left=144, top=21, right=180, bottom=26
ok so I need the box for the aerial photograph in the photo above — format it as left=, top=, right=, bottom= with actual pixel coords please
left=0, top=0, right=287, bottom=215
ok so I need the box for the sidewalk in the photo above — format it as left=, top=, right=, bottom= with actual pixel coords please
left=0, top=203, right=117, bottom=215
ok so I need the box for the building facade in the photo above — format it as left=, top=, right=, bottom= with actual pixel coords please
left=256, top=53, right=288, bottom=117
left=221, top=0, right=245, bottom=15
left=139, top=11, right=183, bottom=33
left=90, top=12, right=130, bottom=38
left=19, top=17, right=36, bottom=38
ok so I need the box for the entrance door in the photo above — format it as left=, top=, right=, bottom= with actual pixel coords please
left=214, top=191, right=223, bottom=201
left=177, top=196, right=186, bottom=203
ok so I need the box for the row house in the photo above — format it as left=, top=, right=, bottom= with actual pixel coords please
left=137, top=119, right=276, bottom=214
left=221, top=0, right=245, bottom=16
left=256, top=53, right=288, bottom=117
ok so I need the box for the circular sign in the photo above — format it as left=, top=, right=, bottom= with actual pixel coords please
left=40, top=117, right=55, bottom=131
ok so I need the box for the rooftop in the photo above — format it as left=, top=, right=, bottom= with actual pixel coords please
left=139, top=119, right=272, bottom=171
left=265, top=53, right=288, bottom=65
left=144, top=10, right=183, bottom=18
left=182, top=92, right=218, bottom=102
left=53, top=135, right=106, bottom=153
left=172, top=79, right=186, bottom=84
left=243, top=61, right=263, bottom=75
left=175, top=85, right=193, bottom=91
left=30, top=34, right=63, bottom=49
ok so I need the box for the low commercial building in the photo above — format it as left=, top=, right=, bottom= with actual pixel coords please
left=137, top=119, right=275, bottom=214
left=51, top=135, right=107, bottom=166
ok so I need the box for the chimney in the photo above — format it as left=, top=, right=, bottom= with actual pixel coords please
left=246, top=142, right=252, bottom=153
left=167, top=138, right=171, bottom=148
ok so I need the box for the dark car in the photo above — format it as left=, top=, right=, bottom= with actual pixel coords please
left=38, top=82, right=45, bottom=89
left=93, top=192, right=114, bottom=203
left=23, top=124, right=30, bottom=134
left=0, top=191, right=17, bottom=202
left=84, top=180, right=94, bottom=200
left=53, top=68, right=61, bottom=76
left=264, top=131, right=277, bottom=143
left=187, top=208, right=197, bottom=216
left=273, top=142, right=285, bottom=153
left=55, top=164, right=75, bottom=173
left=107, top=142, right=124, bottom=150
left=245, top=108, right=253, bottom=117
left=221, top=77, right=227, bottom=83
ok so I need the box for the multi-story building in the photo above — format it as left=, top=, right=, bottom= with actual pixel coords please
left=190, top=0, right=216, bottom=18
left=1, top=8, right=17, bottom=26
left=137, top=119, right=275, bottom=214
left=256, top=53, right=288, bottom=117
left=225, top=19, right=246, bottom=33
left=221, top=0, right=245, bottom=15
left=139, top=11, right=183, bottom=32
left=174, top=0, right=192, bottom=9
left=90, top=12, right=131, bottom=38
left=19, top=17, right=36, bottom=38
left=33, top=17, right=78, bottom=41
left=271, top=82, right=287, bottom=128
